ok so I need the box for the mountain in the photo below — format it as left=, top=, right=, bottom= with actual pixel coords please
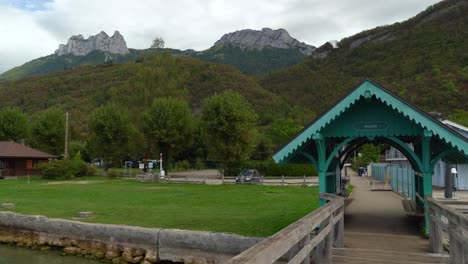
left=213, top=28, right=315, bottom=55
left=55, top=31, right=129, bottom=56
left=260, top=0, right=468, bottom=119
left=0, top=28, right=312, bottom=80
left=193, top=28, right=313, bottom=75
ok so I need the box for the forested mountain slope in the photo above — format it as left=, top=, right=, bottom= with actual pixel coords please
left=260, top=0, right=468, bottom=121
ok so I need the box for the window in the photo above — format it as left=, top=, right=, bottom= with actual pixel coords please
left=27, top=160, right=33, bottom=169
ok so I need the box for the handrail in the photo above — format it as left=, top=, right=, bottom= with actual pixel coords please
left=225, top=193, right=344, bottom=264
left=426, top=196, right=468, bottom=264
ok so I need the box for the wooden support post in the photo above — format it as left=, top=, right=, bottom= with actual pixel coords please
left=185, top=175, right=188, bottom=183
left=448, top=221, right=467, bottom=264
left=303, top=175, right=306, bottom=186
left=301, top=233, right=311, bottom=264
left=333, top=207, right=344, bottom=248
left=221, top=173, right=224, bottom=184
left=282, top=175, right=285, bottom=186
left=428, top=209, right=443, bottom=253
left=315, top=216, right=333, bottom=264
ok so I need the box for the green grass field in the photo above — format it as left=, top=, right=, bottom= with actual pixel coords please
left=0, top=177, right=318, bottom=237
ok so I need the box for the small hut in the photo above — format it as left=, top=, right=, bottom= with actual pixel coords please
left=0, top=141, right=56, bottom=177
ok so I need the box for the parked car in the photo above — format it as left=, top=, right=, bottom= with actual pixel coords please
left=235, top=169, right=261, bottom=184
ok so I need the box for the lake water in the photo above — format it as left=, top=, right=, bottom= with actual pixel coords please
left=0, top=244, right=100, bottom=264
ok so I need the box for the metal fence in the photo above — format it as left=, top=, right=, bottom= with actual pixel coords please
left=371, top=164, right=415, bottom=199
left=371, top=163, right=468, bottom=205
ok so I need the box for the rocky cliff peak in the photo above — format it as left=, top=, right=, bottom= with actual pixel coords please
left=55, top=31, right=129, bottom=56
left=213, top=28, right=315, bottom=55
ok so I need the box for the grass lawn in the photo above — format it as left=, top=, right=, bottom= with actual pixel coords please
left=0, top=177, right=318, bottom=237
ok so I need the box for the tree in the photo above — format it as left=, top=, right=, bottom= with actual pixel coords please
left=0, top=107, right=29, bottom=142
left=122, top=52, right=189, bottom=111
left=354, top=144, right=382, bottom=168
left=267, top=118, right=303, bottom=146
left=31, top=108, right=65, bottom=156
left=88, top=104, right=135, bottom=170
left=201, top=90, right=258, bottom=164
left=151, top=37, right=165, bottom=49
left=143, top=98, right=194, bottom=163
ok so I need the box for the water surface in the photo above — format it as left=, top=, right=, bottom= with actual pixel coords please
left=0, top=244, right=99, bottom=264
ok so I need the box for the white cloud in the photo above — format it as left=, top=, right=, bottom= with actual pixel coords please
left=0, top=0, right=441, bottom=74
left=0, top=4, right=58, bottom=73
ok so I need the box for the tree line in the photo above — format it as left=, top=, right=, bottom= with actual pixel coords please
left=0, top=90, right=264, bottom=172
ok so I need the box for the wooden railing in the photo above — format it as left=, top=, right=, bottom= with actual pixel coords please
left=426, top=196, right=468, bottom=264
left=225, top=193, right=344, bottom=264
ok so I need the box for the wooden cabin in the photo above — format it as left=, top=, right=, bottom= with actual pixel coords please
left=0, top=141, right=56, bottom=177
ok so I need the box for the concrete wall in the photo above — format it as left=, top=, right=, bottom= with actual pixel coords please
left=0, top=211, right=263, bottom=263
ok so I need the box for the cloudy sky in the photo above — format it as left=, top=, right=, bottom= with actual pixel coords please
left=0, top=0, right=441, bottom=73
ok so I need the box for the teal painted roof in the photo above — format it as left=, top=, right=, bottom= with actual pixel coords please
left=273, top=79, right=468, bottom=163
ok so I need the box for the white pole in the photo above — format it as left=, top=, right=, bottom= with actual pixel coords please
left=160, top=152, right=163, bottom=175
left=64, top=112, right=69, bottom=159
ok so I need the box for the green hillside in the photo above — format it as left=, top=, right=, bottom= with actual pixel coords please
left=193, top=45, right=306, bottom=76
left=0, top=54, right=306, bottom=139
left=260, top=0, right=468, bottom=121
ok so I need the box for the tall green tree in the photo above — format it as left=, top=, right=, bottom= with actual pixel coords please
left=201, top=90, right=258, bottom=164
left=267, top=118, right=303, bottom=146
left=143, top=98, right=194, bottom=163
left=354, top=144, right=383, bottom=168
left=31, top=108, right=65, bottom=156
left=128, top=51, right=189, bottom=108
left=88, top=104, right=135, bottom=170
left=0, top=107, right=29, bottom=142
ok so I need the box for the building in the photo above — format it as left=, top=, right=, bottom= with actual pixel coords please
left=0, top=141, right=56, bottom=177
left=384, top=120, right=468, bottom=190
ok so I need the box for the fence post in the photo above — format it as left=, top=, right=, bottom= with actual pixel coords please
left=303, top=233, right=311, bottom=264
left=303, top=175, right=306, bottom=186
left=185, top=175, right=188, bottom=183
left=448, top=219, right=465, bottom=263
left=333, top=206, right=344, bottom=248
left=282, top=175, right=285, bottom=186
left=221, top=173, right=224, bottom=185
left=316, top=216, right=334, bottom=263
left=204, top=175, right=206, bottom=184
left=428, top=207, right=443, bottom=254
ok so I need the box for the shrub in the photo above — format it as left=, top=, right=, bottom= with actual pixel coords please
left=38, top=158, right=89, bottom=180
left=170, top=160, right=191, bottom=172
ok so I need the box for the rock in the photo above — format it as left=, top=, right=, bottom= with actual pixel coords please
left=1, top=203, right=15, bottom=209
left=75, top=211, right=96, bottom=218
left=112, top=257, right=121, bottom=264
left=144, top=250, right=157, bottom=263
left=64, top=246, right=80, bottom=255
left=213, top=28, right=315, bottom=55
left=142, top=261, right=152, bottom=264
left=106, top=250, right=120, bottom=260
left=134, top=248, right=145, bottom=256
left=121, top=251, right=134, bottom=263
left=132, top=256, right=143, bottom=263
left=93, top=250, right=105, bottom=259
left=55, top=31, right=129, bottom=56
left=40, top=246, right=51, bottom=251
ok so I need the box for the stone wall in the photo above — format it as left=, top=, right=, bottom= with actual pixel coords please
left=0, top=212, right=263, bottom=264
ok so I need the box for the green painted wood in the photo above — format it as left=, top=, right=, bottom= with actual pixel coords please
left=272, top=79, right=468, bottom=236
left=273, top=80, right=468, bottom=164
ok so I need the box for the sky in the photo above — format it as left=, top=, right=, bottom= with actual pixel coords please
left=0, top=0, right=441, bottom=74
